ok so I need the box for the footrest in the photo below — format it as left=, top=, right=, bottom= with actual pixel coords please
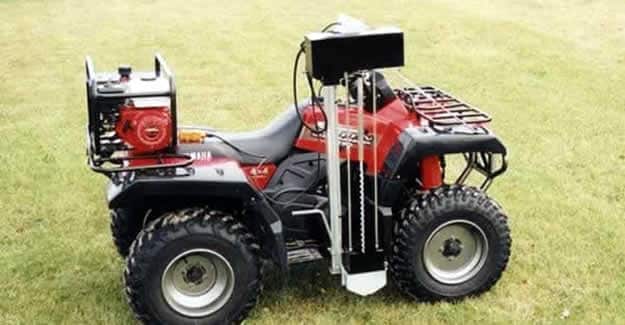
left=287, top=248, right=323, bottom=265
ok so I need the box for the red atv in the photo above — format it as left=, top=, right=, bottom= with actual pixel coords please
left=85, top=19, right=510, bottom=325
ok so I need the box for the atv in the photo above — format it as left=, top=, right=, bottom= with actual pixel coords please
left=84, top=17, right=511, bottom=325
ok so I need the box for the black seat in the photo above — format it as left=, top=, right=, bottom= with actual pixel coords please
left=177, top=101, right=306, bottom=164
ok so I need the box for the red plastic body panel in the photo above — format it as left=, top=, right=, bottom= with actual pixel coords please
left=295, top=98, right=449, bottom=189
left=295, top=98, right=417, bottom=174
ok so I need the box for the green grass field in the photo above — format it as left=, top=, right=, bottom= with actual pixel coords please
left=1, top=0, right=625, bottom=323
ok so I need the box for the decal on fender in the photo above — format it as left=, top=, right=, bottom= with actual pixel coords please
left=311, top=126, right=375, bottom=146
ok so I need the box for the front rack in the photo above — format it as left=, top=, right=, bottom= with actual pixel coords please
left=396, top=86, right=491, bottom=127
left=452, top=152, right=507, bottom=191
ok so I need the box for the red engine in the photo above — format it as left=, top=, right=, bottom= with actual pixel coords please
left=115, top=99, right=172, bottom=155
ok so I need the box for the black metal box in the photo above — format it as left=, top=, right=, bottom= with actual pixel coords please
left=304, top=28, right=404, bottom=85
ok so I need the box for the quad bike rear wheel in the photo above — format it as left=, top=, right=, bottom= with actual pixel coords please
left=124, top=208, right=262, bottom=325
left=110, top=208, right=147, bottom=257
left=390, top=185, right=511, bottom=300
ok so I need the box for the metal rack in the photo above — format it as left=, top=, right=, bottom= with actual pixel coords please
left=454, top=152, right=508, bottom=191
left=396, top=86, right=491, bottom=127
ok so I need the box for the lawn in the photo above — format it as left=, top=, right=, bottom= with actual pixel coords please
left=1, top=0, right=624, bottom=323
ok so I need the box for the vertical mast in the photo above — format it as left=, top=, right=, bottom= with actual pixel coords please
left=322, top=86, right=343, bottom=275
left=302, top=17, right=404, bottom=293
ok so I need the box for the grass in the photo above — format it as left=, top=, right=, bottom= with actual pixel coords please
left=1, top=0, right=624, bottom=323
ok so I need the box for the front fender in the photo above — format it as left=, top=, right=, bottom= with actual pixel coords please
left=382, top=127, right=507, bottom=178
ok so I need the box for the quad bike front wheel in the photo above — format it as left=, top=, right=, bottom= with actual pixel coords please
left=124, top=208, right=262, bottom=324
left=390, top=185, right=511, bottom=300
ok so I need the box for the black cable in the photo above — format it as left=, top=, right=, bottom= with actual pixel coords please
left=204, top=133, right=266, bottom=160
left=321, top=22, right=340, bottom=32
left=306, top=70, right=326, bottom=130
left=203, top=131, right=321, bottom=207
left=203, top=44, right=326, bottom=162
left=195, top=23, right=340, bottom=207
left=292, top=45, right=327, bottom=134
left=264, top=21, right=343, bottom=206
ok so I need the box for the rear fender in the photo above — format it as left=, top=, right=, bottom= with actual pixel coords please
left=107, top=161, right=288, bottom=272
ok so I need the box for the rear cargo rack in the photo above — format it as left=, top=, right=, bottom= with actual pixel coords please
left=396, top=86, right=491, bottom=127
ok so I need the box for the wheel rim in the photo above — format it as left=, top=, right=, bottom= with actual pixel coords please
left=161, top=248, right=235, bottom=317
left=423, top=219, right=489, bottom=284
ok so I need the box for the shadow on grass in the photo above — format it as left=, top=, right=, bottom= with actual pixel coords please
left=260, top=259, right=408, bottom=306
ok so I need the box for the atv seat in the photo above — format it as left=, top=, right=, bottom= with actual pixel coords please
left=177, top=101, right=307, bottom=165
